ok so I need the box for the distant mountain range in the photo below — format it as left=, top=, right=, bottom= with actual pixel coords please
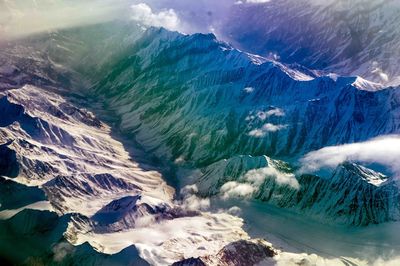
left=222, top=0, right=400, bottom=85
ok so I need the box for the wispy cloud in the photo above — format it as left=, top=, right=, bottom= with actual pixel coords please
left=248, top=123, right=287, bottom=137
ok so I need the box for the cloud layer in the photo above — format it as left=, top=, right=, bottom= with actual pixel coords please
left=300, top=135, right=400, bottom=178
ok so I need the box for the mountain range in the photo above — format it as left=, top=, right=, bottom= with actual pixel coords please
left=1, top=1, right=400, bottom=265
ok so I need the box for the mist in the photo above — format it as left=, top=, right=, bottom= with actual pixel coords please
left=0, top=0, right=237, bottom=42
left=0, top=0, right=133, bottom=41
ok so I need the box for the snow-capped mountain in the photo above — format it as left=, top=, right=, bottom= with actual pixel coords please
left=197, top=155, right=400, bottom=225
left=95, top=28, right=400, bottom=166
left=87, top=27, right=400, bottom=226
left=0, top=85, right=345, bottom=265
left=2, top=22, right=399, bottom=226
left=0, top=86, right=256, bottom=265
left=222, top=0, right=400, bottom=85
left=1, top=13, right=400, bottom=264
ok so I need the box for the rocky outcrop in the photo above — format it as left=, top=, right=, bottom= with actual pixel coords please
left=173, top=239, right=277, bottom=266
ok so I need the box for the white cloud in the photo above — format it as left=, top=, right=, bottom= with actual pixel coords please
left=182, top=194, right=210, bottom=211
left=257, top=109, right=285, bottom=121
left=263, top=123, right=286, bottom=132
left=243, top=87, right=255, bottom=93
left=244, top=167, right=300, bottom=189
left=220, top=163, right=299, bottom=200
left=181, top=184, right=199, bottom=195
left=275, top=252, right=353, bottom=266
left=248, top=128, right=266, bottom=137
left=300, top=135, right=400, bottom=177
left=140, top=0, right=234, bottom=34
left=180, top=184, right=210, bottom=211
left=220, top=181, right=256, bottom=199
left=174, top=156, right=186, bottom=164
left=264, top=108, right=285, bottom=118
left=246, top=108, right=285, bottom=122
left=227, top=206, right=242, bottom=216
left=266, top=108, right=285, bottom=117
left=371, top=61, right=389, bottom=83
left=131, top=3, right=180, bottom=31
left=248, top=123, right=287, bottom=137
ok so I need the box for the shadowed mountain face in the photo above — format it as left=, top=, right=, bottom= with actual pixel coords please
left=0, top=10, right=400, bottom=265
left=0, top=209, right=149, bottom=266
